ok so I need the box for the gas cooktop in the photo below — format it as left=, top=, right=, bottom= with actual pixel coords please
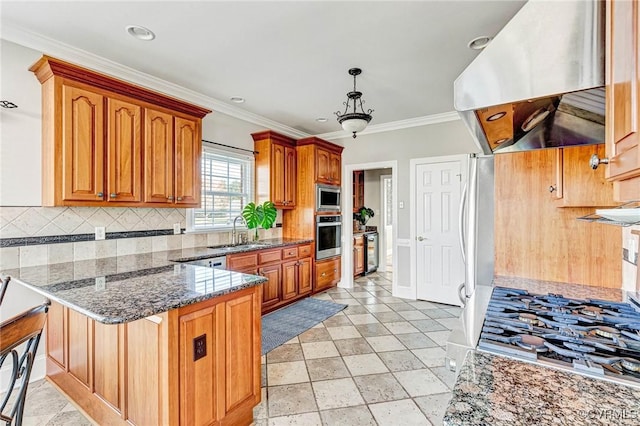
left=479, top=286, right=640, bottom=388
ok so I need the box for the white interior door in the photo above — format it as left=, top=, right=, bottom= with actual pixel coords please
left=415, top=161, right=463, bottom=305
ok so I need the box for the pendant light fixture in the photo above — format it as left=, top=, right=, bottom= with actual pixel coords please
left=335, top=68, right=374, bottom=138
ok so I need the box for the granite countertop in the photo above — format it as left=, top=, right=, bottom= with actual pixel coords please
left=170, top=238, right=314, bottom=262
left=0, top=239, right=314, bottom=324
left=444, top=351, right=640, bottom=426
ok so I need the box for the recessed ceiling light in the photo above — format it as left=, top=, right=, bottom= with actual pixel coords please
left=315, top=117, right=328, bottom=123
left=486, top=111, right=507, bottom=121
left=126, top=25, right=155, bottom=41
left=230, top=97, right=245, bottom=104
left=468, top=36, right=492, bottom=50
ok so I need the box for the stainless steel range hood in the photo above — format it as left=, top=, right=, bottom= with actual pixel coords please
left=454, top=0, right=605, bottom=155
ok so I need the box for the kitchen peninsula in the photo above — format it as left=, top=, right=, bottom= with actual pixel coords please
left=3, top=248, right=270, bottom=426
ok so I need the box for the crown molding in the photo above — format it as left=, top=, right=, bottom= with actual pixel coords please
left=316, top=111, right=461, bottom=140
left=2, top=23, right=310, bottom=139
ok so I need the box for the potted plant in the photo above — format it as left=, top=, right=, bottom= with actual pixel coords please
left=353, top=206, right=374, bottom=230
left=241, top=201, right=277, bottom=241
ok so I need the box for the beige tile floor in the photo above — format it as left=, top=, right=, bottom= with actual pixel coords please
left=15, top=271, right=460, bottom=426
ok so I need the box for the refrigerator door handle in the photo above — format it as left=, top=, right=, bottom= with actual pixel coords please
left=458, top=181, right=468, bottom=265
left=457, top=282, right=467, bottom=306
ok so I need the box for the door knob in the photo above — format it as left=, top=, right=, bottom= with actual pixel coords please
left=417, top=236, right=424, bottom=241
left=590, top=154, right=609, bottom=170
left=177, top=197, right=183, bottom=201
left=97, top=192, right=104, bottom=198
left=110, top=193, right=117, bottom=199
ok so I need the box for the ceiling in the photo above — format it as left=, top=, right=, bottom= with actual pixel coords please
left=1, top=1, right=526, bottom=136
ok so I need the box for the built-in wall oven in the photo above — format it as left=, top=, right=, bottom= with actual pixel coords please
left=316, top=184, right=341, bottom=212
left=316, top=215, right=342, bottom=260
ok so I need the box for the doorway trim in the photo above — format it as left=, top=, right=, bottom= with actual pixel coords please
left=341, top=160, right=398, bottom=293
left=378, top=174, right=393, bottom=273
left=409, top=154, right=468, bottom=300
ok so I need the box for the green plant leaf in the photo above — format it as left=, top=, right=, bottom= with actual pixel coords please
left=260, top=201, right=277, bottom=229
left=241, top=202, right=259, bottom=229
left=242, top=201, right=277, bottom=230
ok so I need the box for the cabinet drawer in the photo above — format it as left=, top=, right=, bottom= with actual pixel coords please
left=315, top=257, right=341, bottom=291
left=282, top=247, right=298, bottom=260
left=258, top=249, right=282, bottom=265
left=227, top=253, right=258, bottom=270
left=298, top=244, right=312, bottom=258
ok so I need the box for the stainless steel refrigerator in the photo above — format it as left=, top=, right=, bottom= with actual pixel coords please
left=457, top=154, right=494, bottom=305
left=446, top=153, right=494, bottom=373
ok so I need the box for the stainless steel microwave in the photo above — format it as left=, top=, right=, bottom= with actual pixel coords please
left=316, top=184, right=341, bottom=212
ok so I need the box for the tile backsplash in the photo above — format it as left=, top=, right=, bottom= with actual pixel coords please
left=0, top=206, right=283, bottom=270
left=0, top=207, right=187, bottom=238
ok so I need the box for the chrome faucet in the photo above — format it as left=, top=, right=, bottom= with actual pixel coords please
left=232, top=216, right=245, bottom=245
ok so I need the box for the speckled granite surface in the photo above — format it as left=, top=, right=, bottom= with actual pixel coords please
left=0, top=240, right=313, bottom=324
left=444, top=351, right=640, bottom=426
left=173, top=238, right=313, bottom=262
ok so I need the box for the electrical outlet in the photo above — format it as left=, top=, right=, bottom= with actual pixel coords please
left=95, top=276, right=106, bottom=290
left=173, top=223, right=181, bottom=234
left=193, top=334, right=207, bottom=361
left=399, top=201, right=404, bottom=209
left=95, top=227, right=106, bottom=240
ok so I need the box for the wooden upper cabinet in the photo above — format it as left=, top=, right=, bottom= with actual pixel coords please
left=553, top=145, right=618, bottom=208
left=252, top=130, right=297, bottom=209
left=144, top=109, right=174, bottom=203
left=604, top=0, right=640, bottom=200
left=30, top=55, right=210, bottom=207
left=107, top=97, right=142, bottom=202
left=353, top=170, right=365, bottom=212
left=61, top=84, right=105, bottom=202
left=174, top=117, right=201, bottom=206
left=316, top=147, right=332, bottom=184
left=316, top=148, right=341, bottom=185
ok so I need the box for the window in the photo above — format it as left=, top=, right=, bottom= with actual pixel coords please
left=188, top=145, right=253, bottom=231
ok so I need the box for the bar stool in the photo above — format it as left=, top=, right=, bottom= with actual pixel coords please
left=0, top=276, right=50, bottom=426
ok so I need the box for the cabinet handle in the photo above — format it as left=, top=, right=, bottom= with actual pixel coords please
left=321, top=272, right=327, bottom=277
left=97, top=192, right=104, bottom=198
left=549, top=185, right=557, bottom=193
left=333, top=269, right=337, bottom=272
left=167, top=196, right=174, bottom=201
left=177, top=196, right=183, bottom=201
left=110, top=193, right=117, bottom=199
left=589, top=154, right=609, bottom=170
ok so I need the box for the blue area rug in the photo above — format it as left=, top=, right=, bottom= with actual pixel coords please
left=262, top=298, right=347, bottom=355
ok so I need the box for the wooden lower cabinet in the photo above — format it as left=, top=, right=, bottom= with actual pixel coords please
left=315, top=257, right=341, bottom=292
left=227, top=243, right=313, bottom=314
left=353, top=235, right=365, bottom=277
left=45, top=285, right=261, bottom=426
left=259, top=263, right=282, bottom=310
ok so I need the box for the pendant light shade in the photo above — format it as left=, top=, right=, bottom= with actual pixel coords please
left=335, top=68, right=374, bottom=138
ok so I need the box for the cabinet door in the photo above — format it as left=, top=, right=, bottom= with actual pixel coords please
left=259, top=264, right=281, bottom=310
left=175, top=116, right=201, bottom=206
left=179, top=305, right=222, bottom=426
left=271, top=143, right=287, bottom=207
left=62, top=84, right=104, bottom=201
left=297, top=257, right=312, bottom=295
left=554, top=146, right=617, bottom=207
left=144, top=108, right=174, bottom=203
left=316, top=147, right=332, bottom=184
left=224, top=292, right=260, bottom=415
left=354, top=239, right=365, bottom=276
left=330, top=152, right=341, bottom=184
left=107, top=98, right=141, bottom=202
left=282, top=260, right=298, bottom=301
left=315, top=257, right=341, bottom=292
left=284, top=145, right=297, bottom=207
left=605, top=0, right=640, bottom=181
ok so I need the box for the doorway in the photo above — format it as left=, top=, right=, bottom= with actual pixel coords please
left=342, top=161, right=397, bottom=292
left=410, top=155, right=467, bottom=306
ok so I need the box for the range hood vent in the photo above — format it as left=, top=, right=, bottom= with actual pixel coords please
left=454, top=0, right=605, bottom=155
